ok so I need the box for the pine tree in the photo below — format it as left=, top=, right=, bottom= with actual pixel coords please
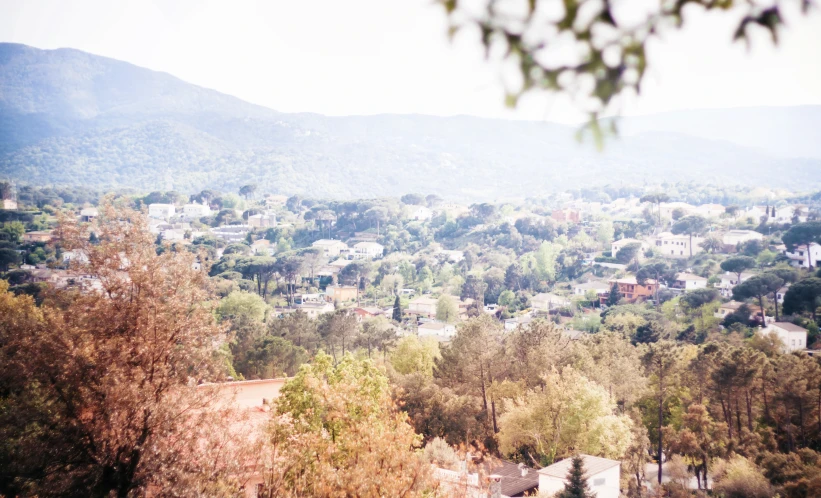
left=606, top=282, right=622, bottom=306
left=392, top=295, right=402, bottom=322
left=557, top=455, right=594, bottom=498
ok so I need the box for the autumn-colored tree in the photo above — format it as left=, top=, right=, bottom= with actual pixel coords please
left=665, top=404, right=728, bottom=489
left=259, top=353, right=434, bottom=497
left=0, top=203, right=252, bottom=496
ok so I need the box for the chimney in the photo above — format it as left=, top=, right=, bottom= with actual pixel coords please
left=488, top=475, right=502, bottom=498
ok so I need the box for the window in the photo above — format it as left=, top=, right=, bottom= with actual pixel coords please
left=593, top=478, right=605, bottom=486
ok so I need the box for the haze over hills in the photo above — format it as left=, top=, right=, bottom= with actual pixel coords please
left=1, top=42, right=819, bottom=201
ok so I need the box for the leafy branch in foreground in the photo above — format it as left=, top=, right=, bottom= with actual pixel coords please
left=438, top=0, right=812, bottom=145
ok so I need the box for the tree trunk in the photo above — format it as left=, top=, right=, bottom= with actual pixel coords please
left=657, top=369, right=664, bottom=485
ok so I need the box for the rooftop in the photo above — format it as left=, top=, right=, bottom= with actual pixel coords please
left=538, top=454, right=620, bottom=479
left=676, top=272, right=708, bottom=282
left=773, top=322, right=807, bottom=333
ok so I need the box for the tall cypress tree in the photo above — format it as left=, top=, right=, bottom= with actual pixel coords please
left=392, top=295, right=402, bottom=322
left=557, top=455, right=593, bottom=498
left=606, top=282, right=622, bottom=306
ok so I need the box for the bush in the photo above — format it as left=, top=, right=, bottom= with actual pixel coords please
left=712, top=456, right=772, bottom=498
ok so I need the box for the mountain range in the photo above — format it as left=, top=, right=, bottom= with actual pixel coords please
left=1, top=42, right=820, bottom=201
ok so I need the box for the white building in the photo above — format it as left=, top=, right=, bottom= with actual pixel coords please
left=763, top=322, right=808, bottom=353
left=408, top=296, right=439, bottom=316
left=672, top=272, right=708, bottom=291
left=210, top=225, right=252, bottom=243
left=417, top=321, right=457, bottom=340
left=538, top=455, right=621, bottom=498
left=409, top=206, right=433, bottom=221
left=718, top=271, right=755, bottom=298
left=784, top=243, right=821, bottom=269
left=251, top=239, right=276, bottom=256
left=610, top=238, right=648, bottom=257
left=248, top=212, right=277, bottom=228
left=573, top=281, right=610, bottom=297
left=651, top=232, right=704, bottom=258
left=62, top=250, right=89, bottom=264
left=148, top=203, right=176, bottom=220
left=79, top=207, right=99, bottom=222
left=694, top=203, right=726, bottom=218
left=436, top=249, right=465, bottom=263
left=531, top=293, right=571, bottom=311
left=659, top=201, right=696, bottom=219
left=311, top=239, right=349, bottom=258
left=353, top=241, right=384, bottom=260
left=722, top=230, right=764, bottom=250
left=182, top=202, right=211, bottom=220
left=774, top=205, right=808, bottom=224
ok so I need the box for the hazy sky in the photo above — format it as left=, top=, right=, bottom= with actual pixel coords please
left=1, top=0, right=820, bottom=123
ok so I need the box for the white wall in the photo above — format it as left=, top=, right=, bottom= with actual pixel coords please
left=538, top=466, right=620, bottom=498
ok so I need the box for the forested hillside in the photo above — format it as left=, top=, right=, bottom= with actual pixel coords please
left=2, top=43, right=821, bottom=199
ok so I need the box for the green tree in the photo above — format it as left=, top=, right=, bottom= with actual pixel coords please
left=391, top=336, right=441, bottom=377
left=216, top=290, right=267, bottom=322
left=392, top=295, right=403, bottom=322
left=1, top=221, right=25, bottom=243
left=436, top=295, right=459, bottom=323
left=640, top=194, right=670, bottom=227
left=556, top=455, right=595, bottom=498
left=499, top=368, right=633, bottom=466
left=615, top=242, right=642, bottom=265
left=732, top=273, right=785, bottom=321
left=606, top=282, right=622, bottom=307
left=782, top=221, right=821, bottom=269
left=720, top=256, right=757, bottom=285
left=0, top=248, right=21, bottom=271
left=782, top=277, right=821, bottom=320
left=238, top=184, right=257, bottom=200
left=671, top=215, right=708, bottom=257
left=642, top=341, right=686, bottom=485
left=636, top=260, right=674, bottom=306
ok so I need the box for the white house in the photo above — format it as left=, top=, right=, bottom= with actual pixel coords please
left=784, top=243, right=821, bottom=269
left=408, top=296, right=439, bottom=317
left=311, top=239, right=349, bottom=258
left=531, top=293, right=571, bottom=311
left=62, top=250, right=89, bottom=264
left=182, top=202, right=211, bottom=220
left=436, top=249, right=465, bottom=263
left=650, top=232, right=704, bottom=258
left=694, top=203, right=726, bottom=218
left=210, top=225, right=252, bottom=243
left=79, top=207, right=99, bottom=222
left=610, top=238, right=648, bottom=257
left=538, top=455, right=620, bottom=498
left=251, top=239, right=276, bottom=256
left=659, top=201, right=696, bottom=219
left=409, top=206, right=433, bottom=221
left=763, top=322, right=808, bottom=353
left=353, top=241, right=384, bottom=260
left=718, top=271, right=755, bottom=298
left=573, top=281, right=610, bottom=297
left=148, top=203, right=176, bottom=220
left=722, top=230, right=764, bottom=251
left=248, top=212, right=277, bottom=228
left=672, top=272, right=708, bottom=291
left=417, top=321, right=456, bottom=340
left=774, top=205, right=808, bottom=224
left=776, top=284, right=790, bottom=304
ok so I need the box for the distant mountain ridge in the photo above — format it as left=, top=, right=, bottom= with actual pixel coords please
left=1, top=42, right=819, bottom=200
